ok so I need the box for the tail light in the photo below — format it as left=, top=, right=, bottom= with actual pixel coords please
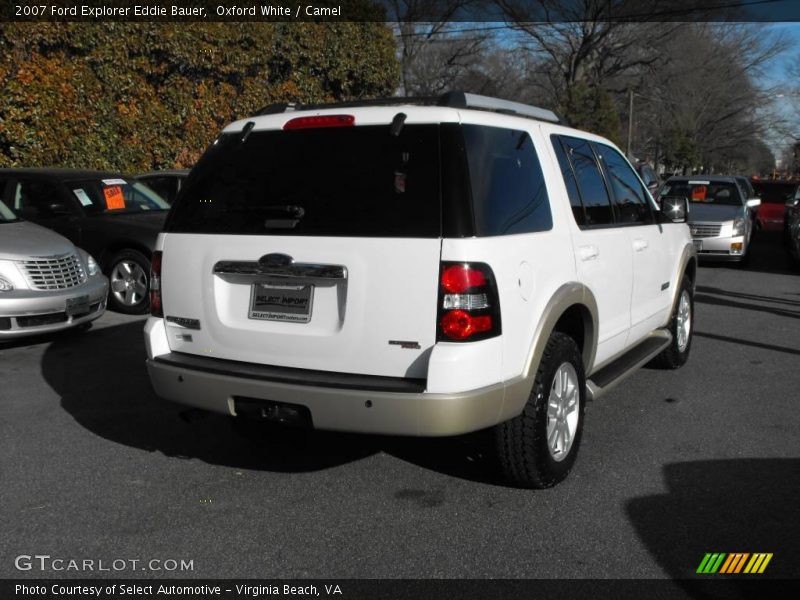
left=437, top=262, right=501, bottom=342
left=150, top=251, right=163, bottom=317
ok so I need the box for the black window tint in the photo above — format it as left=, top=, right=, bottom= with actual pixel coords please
left=13, top=180, right=66, bottom=219
left=169, top=125, right=441, bottom=237
left=140, top=177, right=176, bottom=204
left=561, top=136, right=613, bottom=226
left=463, top=125, right=552, bottom=236
left=551, top=136, right=585, bottom=226
left=597, top=144, right=653, bottom=225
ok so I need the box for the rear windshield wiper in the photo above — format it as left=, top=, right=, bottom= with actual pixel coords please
left=262, top=204, right=305, bottom=229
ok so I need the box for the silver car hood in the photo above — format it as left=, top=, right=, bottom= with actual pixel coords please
left=688, top=203, right=743, bottom=222
left=0, top=221, right=76, bottom=260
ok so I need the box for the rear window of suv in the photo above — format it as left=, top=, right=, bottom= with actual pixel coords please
left=167, top=124, right=441, bottom=237
left=167, top=121, right=553, bottom=238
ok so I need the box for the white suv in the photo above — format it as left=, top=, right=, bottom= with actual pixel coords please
left=144, top=93, right=696, bottom=488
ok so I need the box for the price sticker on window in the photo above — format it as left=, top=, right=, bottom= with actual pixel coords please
left=690, top=185, right=707, bottom=201
left=103, top=185, right=125, bottom=210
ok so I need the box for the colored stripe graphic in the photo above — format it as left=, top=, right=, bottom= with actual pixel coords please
left=720, top=553, right=749, bottom=573
left=744, top=553, right=773, bottom=574
left=698, top=552, right=773, bottom=574
left=697, top=553, right=727, bottom=573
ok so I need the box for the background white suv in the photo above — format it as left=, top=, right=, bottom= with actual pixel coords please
left=144, top=92, right=696, bottom=488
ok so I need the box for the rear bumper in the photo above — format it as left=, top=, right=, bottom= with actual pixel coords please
left=146, top=352, right=518, bottom=437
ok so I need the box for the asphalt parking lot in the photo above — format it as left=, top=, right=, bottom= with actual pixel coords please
left=1, top=232, right=798, bottom=582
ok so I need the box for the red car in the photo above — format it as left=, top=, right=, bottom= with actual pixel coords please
left=751, top=180, right=799, bottom=232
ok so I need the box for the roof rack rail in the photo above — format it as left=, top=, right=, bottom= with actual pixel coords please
left=438, top=92, right=561, bottom=124
left=252, top=91, right=564, bottom=124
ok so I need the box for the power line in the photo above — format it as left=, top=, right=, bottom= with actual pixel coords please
left=391, top=0, right=785, bottom=38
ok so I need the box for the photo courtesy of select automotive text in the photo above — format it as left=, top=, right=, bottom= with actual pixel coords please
left=1, top=1, right=799, bottom=598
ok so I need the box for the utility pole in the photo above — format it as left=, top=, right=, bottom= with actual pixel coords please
left=627, top=88, right=634, bottom=160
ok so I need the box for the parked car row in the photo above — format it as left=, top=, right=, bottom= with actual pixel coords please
left=0, top=167, right=190, bottom=340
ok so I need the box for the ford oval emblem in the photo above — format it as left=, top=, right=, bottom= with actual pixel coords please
left=259, top=253, right=293, bottom=267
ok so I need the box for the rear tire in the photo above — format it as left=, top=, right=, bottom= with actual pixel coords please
left=107, top=249, right=151, bottom=315
left=494, top=332, right=586, bottom=489
left=650, top=275, right=693, bottom=369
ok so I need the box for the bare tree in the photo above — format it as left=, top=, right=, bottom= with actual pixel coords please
left=387, top=0, right=490, bottom=95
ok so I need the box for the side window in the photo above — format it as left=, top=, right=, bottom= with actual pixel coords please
left=596, top=143, right=654, bottom=225
left=560, top=136, right=614, bottom=226
left=551, top=135, right=586, bottom=226
left=13, top=180, right=69, bottom=219
left=140, top=177, right=175, bottom=204
left=462, top=124, right=552, bottom=236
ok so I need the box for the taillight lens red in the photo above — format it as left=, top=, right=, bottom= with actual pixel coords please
left=437, top=261, right=501, bottom=342
left=440, top=310, right=493, bottom=340
left=441, top=264, right=487, bottom=293
left=283, top=115, right=355, bottom=130
left=150, top=251, right=162, bottom=317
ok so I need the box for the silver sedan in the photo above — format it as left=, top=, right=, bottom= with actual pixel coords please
left=0, top=200, right=108, bottom=338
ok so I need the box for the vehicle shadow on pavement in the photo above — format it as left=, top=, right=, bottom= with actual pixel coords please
left=626, top=458, right=799, bottom=590
left=43, top=320, right=503, bottom=484
left=694, top=293, right=800, bottom=320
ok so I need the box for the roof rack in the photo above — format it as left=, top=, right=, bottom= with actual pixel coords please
left=253, top=91, right=564, bottom=124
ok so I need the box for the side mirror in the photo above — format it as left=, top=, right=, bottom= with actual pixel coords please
left=660, top=196, right=689, bottom=223
left=47, top=201, right=71, bottom=215
left=746, top=198, right=761, bottom=208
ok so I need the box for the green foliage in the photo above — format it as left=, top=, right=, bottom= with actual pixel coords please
left=561, top=82, right=621, bottom=146
left=0, top=20, right=399, bottom=170
left=662, top=129, right=698, bottom=174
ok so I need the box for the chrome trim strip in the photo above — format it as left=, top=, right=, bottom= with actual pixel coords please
left=213, top=261, right=347, bottom=280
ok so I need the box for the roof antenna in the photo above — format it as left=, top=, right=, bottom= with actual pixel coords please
left=240, top=121, right=255, bottom=143
left=390, top=112, right=407, bottom=136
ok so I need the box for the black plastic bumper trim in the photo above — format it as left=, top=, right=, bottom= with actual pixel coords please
left=153, top=352, right=427, bottom=394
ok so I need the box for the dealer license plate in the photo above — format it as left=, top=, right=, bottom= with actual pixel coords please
left=249, top=283, right=313, bottom=323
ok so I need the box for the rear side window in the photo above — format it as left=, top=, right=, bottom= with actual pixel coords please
left=168, top=124, right=441, bottom=237
left=596, top=143, right=654, bottom=225
left=551, top=136, right=586, bottom=226
left=559, top=136, right=614, bottom=226
left=139, top=177, right=177, bottom=204
left=12, top=179, right=68, bottom=219
left=462, top=125, right=551, bottom=235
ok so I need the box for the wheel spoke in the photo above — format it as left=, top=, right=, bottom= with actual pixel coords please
left=546, top=362, right=581, bottom=462
left=548, top=422, right=559, bottom=446
left=110, top=279, right=126, bottom=292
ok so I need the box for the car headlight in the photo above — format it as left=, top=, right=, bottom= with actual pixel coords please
left=85, top=254, right=101, bottom=277
left=0, top=275, right=13, bottom=292
left=732, top=218, right=745, bottom=236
